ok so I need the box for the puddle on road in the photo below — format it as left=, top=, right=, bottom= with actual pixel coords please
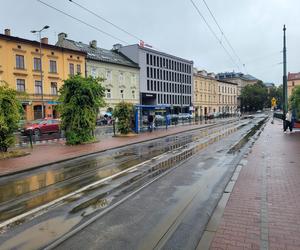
left=0, top=121, right=240, bottom=224
left=0, top=215, right=81, bottom=250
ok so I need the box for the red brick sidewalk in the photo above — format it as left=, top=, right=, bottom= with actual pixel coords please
left=0, top=121, right=217, bottom=176
left=210, top=119, right=300, bottom=249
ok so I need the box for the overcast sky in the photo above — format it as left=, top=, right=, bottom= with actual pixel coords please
left=2, top=0, right=300, bottom=84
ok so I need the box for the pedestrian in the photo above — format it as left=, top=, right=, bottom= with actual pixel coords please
left=148, top=113, right=154, bottom=132
left=284, top=110, right=293, bottom=133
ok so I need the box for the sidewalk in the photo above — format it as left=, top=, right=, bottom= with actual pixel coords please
left=0, top=121, right=216, bottom=177
left=210, top=119, right=300, bottom=249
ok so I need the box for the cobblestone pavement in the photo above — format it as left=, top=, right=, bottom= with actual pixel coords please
left=210, top=119, right=300, bottom=250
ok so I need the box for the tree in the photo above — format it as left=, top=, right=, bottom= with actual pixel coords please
left=113, top=102, right=134, bottom=134
left=58, top=75, right=105, bottom=145
left=289, top=85, right=300, bottom=121
left=240, top=82, right=268, bottom=111
left=0, top=85, right=21, bottom=152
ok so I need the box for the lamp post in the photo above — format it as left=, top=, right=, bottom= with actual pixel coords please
left=282, top=25, right=288, bottom=129
left=31, top=25, right=49, bottom=119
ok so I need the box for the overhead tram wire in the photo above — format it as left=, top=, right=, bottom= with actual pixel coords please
left=37, top=0, right=129, bottom=44
left=189, top=0, right=241, bottom=71
left=68, top=0, right=142, bottom=41
left=68, top=0, right=163, bottom=52
left=202, top=0, right=245, bottom=71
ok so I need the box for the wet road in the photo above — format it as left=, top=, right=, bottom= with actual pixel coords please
left=0, top=115, right=267, bottom=249
left=0, top=119, right=235, bottom=223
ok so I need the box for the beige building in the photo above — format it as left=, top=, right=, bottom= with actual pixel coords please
left=287, top=72, right=300, bottom=98
left=216, top=72, right=258, bottom=108
left=56, top=33, right=140, bottom=112
left=217, top=80, right=238, bottom=114
left=193, top=69, right=218, bottom=117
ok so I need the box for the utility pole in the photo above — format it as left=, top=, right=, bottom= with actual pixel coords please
left=283, top=24, right=288, bottom=129
left=31, top=25, right=49, bottom=119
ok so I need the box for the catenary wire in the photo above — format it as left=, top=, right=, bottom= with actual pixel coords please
left=202, top=0, right=245, bottom=71
left=189, top=0, right=241, bottom=71
left=37, top=0, right=129, bottom=44
left=68, top=0, right=142, bottom=42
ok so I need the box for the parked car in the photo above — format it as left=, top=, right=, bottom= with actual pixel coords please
left=178, top=113, right=192, bottom=120
left=21, top=119, right=60, bottom=136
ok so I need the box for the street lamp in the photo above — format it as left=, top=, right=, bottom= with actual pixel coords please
left=31, top=25, right=49, bottom=119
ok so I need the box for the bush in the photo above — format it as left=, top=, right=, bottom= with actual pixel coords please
left=58, top=75, right=105, bottom=145
left=0, top=85, right=21, bottom=152
left=289, top=85, right=300, bottom=121
left=113, top=102, right=134, bottom=134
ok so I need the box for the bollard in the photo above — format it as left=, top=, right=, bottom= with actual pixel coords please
left=113, top=120, right=116, bottom=136
left=29, top=129, right=33, bottom=149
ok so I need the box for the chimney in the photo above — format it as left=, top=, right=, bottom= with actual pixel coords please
left=89, top=40, right=97, bottom=49
left=58, top=32, right=67, bottom=42
left=112, top=43, right=122, bottom=51
left=4, top=29, right=11, bottom=36
left=41, top=37, right=48, bottom=44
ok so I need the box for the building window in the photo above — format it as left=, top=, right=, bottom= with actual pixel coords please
left=35, top=80, right=42, bottom=94
left=16, top=79, right=25, bottom=92
left=106, top=89, right=111, bottom=98
left=69, top=63, right=74, bottom=76
left=132, top=90, right=135, bottom=99
left=49, top=60, right=57, bottom=73
left=76, top=64, right=81, bottom=74
left=51, top=82, right=58, bottom=95
left=91, top=67, right=96, bottom=77
left=119, top=72, right=124, bottom=83
left=33, top=57, right=41, bottom=71
left=120, top=89, right=124, bottom=99
left=16, top=55, right=25, bottom=69
left=131, top=74, right=136, bottom=84
left=106, top=70, right=112, bottom=80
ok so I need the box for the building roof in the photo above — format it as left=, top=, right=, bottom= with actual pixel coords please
left=288, top=72, right=300, bottom=81
left=264, top=82, right=275, bottom=88
left=0, top=34, right=86, bottom=56
left=217, top=72, right=258, bottom=82
left=120, top=44, right=193, bottom=64
left=217, top=80, right=238, bottom=86
left=56, top=39, right=139, bottom=68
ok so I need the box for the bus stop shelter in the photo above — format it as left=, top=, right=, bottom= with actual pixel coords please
left=134, top=104, right=171, bottom=133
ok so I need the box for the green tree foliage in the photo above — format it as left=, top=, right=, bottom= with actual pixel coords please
left=289, top=85, right=300, bottom=120
left=0, top=85, right=21, bottom=152
left=58, top=75, right=105, bottom=145
left=240, top=81, right=268, bottom=111
left=113, top=102, right=134, bottom=134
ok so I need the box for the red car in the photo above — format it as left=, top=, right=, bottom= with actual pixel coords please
left=21, top=119, right=61, bottom=136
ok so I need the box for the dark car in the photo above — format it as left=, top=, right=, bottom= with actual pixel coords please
left=21, top=119, right=60, bottom=136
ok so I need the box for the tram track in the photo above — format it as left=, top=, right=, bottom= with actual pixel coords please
left=0, top=117, right=264, bottom=250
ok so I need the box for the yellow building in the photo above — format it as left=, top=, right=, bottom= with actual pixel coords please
left=0, top=29, right=86, bottom=121
left=288, top=72, right=300, bottom=98
left=193, top=69, right=218, bottom=117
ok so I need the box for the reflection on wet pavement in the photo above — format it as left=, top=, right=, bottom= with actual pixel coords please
left=0, top=121, right=238, bottom=223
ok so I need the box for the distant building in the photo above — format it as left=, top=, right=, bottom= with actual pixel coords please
left=216, top=72, right=259, bottom=107
left=117, top=44, right=193, bottom=113
left=287, top=72, right=300, bottom=98
left=217, top=80, right=238, bottom=114
left=263, top=82, right=275, bottom=94
left=193, top=68, right=238, bottom=116
left=0, top=29, right=86, bottom=121
left=193, top=69, right=218, bottom=117
left=56, top=33, right=140, bottom=111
